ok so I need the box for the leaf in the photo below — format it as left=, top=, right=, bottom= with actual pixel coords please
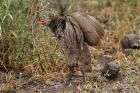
left=0, top=25, right=2, bottom=40
left=2, top=15, right=7, bottom=23
left=0, top=25, right=1, bottom=31
left=2, top=14, right=13, bottom=24
left=7, top=13, right=13, bottom=22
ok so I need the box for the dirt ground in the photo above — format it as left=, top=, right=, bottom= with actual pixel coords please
left=0, top=47, right=140, bottom=93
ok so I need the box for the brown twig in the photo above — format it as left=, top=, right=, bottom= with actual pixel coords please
left=31, top=0, right=46, bottom=74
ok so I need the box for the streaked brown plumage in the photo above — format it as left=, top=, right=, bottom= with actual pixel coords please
left=71, top=12, right=104, bottom=46
left=48, top=12, right=104, bottom=83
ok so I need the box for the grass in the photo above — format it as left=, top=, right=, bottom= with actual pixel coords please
left=0, top=0, right=140, bottom=92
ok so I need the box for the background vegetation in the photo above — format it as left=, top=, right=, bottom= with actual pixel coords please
left=0, top=0, right=140, bottom=92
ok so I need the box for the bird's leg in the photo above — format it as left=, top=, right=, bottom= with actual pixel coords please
left=79, top=63, right=92, bottom=84
left=64, top=65, right=74, bottom=85
left=80, top=67, right=86, bottom=83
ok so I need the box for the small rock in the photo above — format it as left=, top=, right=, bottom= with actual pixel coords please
left=101, top=62, right=120, bottom=80
left=121, top=34, right=140, bottom=49
left=97, top=55, right=120, bottom=80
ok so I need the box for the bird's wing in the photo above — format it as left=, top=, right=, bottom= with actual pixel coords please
left=65, top=16, right=84, bottom=49
left=70, top=12, right=105, bottom=46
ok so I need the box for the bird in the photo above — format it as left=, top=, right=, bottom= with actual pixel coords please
left=47, top=13, right=104, bottom=84
left=41, top=0, right=105, bottom=84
